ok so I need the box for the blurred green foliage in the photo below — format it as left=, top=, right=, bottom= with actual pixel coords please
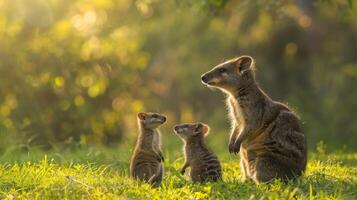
left=0, top=0, right=356, bottom=150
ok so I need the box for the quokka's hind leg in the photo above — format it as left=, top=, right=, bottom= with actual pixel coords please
left=135, top=165, right=154, bottom=183
left=208, top=169, right=222, bottom=182
left=148, top=164, right=163, bottom=185
left=240, top=158, right=253, bottom=182
left=252, top=158, right=289, bottom=183
left=240, top=159, right=248, bottom=182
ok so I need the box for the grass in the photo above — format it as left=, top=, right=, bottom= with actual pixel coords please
left=0, top=141, right=356, bottom=199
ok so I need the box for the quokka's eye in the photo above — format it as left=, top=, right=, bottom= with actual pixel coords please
left=152, top=114, right=159, bottom=118
left=218, top=68, right=226, bottom=74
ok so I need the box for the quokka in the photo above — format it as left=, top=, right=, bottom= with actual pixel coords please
left=201, top=55, right=307, bottom=183
left=130, top=112, right=166, bottom=186
left=174, top=122, right=222, bottom=183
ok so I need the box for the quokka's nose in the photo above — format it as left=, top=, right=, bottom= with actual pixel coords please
left=173, top=125, right=179, bottom=131
left=201, top=75, right=208, bottom=83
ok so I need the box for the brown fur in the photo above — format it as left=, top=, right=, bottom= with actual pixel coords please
left=174, top=122, right=222, bottom=183
left=130, top=112, right=166, bottom=186
left=201, top=56, right=307, bottom=183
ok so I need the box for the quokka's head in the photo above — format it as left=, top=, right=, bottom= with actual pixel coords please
left=173, top=122, right=210, bottom=141
left=137, top=112, right=167, bottom=129
left=201, top=55, right=256, bottom=93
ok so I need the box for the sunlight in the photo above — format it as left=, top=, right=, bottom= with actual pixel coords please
left=88, top=79, right=107, bottom=98
left=54, top=76, right=65, bottom=88
left=298, top=15, right=312, bottom=28
left=71, top=10, right=99, bottom=36
left=0, top=0, right=356, bottom=198
left=74, top=95, right=85, bottom=107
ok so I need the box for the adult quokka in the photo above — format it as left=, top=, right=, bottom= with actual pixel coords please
left=201, top=56, right=307, bottom=183
left=174, top=122, right=222, bottom=183
left=130, top=112, right=166, bottom=186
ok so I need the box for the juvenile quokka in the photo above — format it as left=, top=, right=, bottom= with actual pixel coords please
left=201, top=56, right=307, bottom=183
left=130, top=112, right=166, bottom=186
left=174, top=122, right=222, bottom=183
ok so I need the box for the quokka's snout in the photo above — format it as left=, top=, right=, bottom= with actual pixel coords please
left=200, top=71, right=217, bottom=86
left=201, top=74, right=209, bottom=84
left=173, top=125, right=180, bottom=132
left=173, top=124, right=188, bottom=134
left=151, top=113, right=167, bottom=123
left=160, top=115, right=167, bottom=123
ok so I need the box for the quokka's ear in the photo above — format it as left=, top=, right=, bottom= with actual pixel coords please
left=201, top=123, right=210, bottom=136
left=235, top=55, right=254, bottom=74
left=193, top=123, right=202, bottom=136
left=193, top=123, right=210, bottom=136
left=137, top=112, right=146, bottom=120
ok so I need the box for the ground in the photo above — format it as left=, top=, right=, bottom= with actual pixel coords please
left=0, top=143, right=356, bottom=200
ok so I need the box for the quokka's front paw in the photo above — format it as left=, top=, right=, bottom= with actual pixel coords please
left=229, top=140, right=241, bottom=154
left=158, top=151, right=165, bottom=162
left=155, top=154, right=163, bottom=162
left=228, top=142, right=235, bottom=154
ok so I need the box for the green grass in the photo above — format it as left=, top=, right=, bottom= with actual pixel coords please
left=0, top=142, right=356, bottom=199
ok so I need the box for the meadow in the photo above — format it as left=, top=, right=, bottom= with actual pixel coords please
left=0, top=141, right=356, bottom=199
left=0, top=0, right=356, bottom=199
